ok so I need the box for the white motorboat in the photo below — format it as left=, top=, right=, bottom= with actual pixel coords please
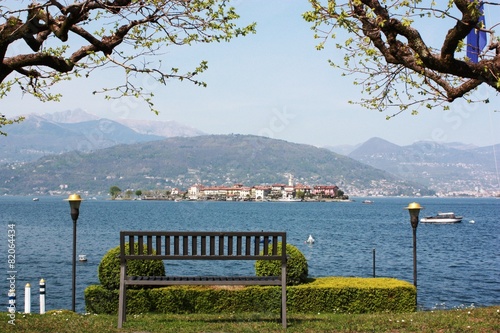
left=420, top=212, right=462, bottom=224
left=78, top=254, right=88, bottom=262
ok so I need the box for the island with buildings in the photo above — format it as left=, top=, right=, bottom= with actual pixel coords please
left=119, top=175, right=349, bottom=202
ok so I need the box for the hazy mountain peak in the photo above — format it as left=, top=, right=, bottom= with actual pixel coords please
left=364, top=137, right=400, bottom=147
left=38, top=108, right=205, bottom=138
left=31, top=109, right=206, bottom=138
left=349, top=137, right=402, bottom=157
left=40, top=109, right=100, bottom=123
left=115, top=118, right=205, bottom=137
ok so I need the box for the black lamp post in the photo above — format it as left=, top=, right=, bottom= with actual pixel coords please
left=65, top=194, right=82, bottom=312
left=405, top=202, right=422, bottom=308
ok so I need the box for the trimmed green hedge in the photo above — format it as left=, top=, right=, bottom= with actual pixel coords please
left=255, top=242, right=308, bottom=285
left=288, top=277, right=416, bottom=313
left=85, top=285, right=155, bottom=314
left=84, top=277, right=416, bottom=314
left=97, top=243, right=165, bottom=290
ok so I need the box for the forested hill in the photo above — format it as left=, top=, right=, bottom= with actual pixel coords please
left=0, top=134, right=426, bottom=196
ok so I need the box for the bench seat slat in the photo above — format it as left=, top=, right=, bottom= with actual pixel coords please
left=125, top=275, right=282, bottom=286
left=127, top=276, right=281, bottom=281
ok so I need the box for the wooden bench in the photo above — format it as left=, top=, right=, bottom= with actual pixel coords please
left=117, top=231, right=287, bottom=328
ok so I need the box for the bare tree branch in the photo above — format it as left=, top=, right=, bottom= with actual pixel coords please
left=0, top=0, right=255, bottom=124
left=304, top=0, right=500, bottom=114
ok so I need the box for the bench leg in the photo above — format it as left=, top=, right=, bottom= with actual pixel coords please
left=281, top=283, right=287, bottom=328
left=281, top=264, right=287, bottom=328
left=117, top=266, right=126, bottom=328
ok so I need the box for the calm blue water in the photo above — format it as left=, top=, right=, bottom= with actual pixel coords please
left=1, top=196, right=499, bottom=313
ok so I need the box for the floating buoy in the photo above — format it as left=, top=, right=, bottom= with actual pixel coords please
left=305, top=234, right=315, bottom=244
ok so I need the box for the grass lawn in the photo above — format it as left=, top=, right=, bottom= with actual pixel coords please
left=2, top=306, right=499, bottom=332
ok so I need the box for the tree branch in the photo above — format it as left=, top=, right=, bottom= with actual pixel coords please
left=0, top=0, right=256, bottom=120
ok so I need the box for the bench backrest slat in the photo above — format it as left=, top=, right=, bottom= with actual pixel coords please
left=219, top=235, right=224, bottom=255
left=156, top=235, right=161, bottom=254
left=138, top=235, right=143, bottom=255
left=166, top=235, right=171, bottom=255
left=210, top=236, right=215, bottom=255
left=245, top=237, right=251, bottom=256
left=147, top=235, right=153, bottom=254
left=120, top=231, right=286, bottom=261
left=237, top=236, right=242, bottom=255
left=201, top=236, right=206, bottom=256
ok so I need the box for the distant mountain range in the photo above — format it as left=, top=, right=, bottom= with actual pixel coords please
left=338, top=137, right=500, bottom=195
left=1, top=109, right=498, bottom=196
left=0, top=109, right=204, bottom=163
left=0, top=134, right=427, bottom=197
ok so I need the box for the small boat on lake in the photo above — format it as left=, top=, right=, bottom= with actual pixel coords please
left=78, top=254, right=88, bottom=262
left=420, top=212, right=462, bottom=224
left=362, top=200, right=374, bottom=204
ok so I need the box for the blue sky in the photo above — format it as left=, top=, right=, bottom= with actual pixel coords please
left=3, top=1, right=499, bottom=148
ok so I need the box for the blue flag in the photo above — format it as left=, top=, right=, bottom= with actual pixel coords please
left=466, top=2, right=487, bottom=63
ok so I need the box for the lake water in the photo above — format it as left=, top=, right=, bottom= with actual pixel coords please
left=1, top=196, right=499, bottom=314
